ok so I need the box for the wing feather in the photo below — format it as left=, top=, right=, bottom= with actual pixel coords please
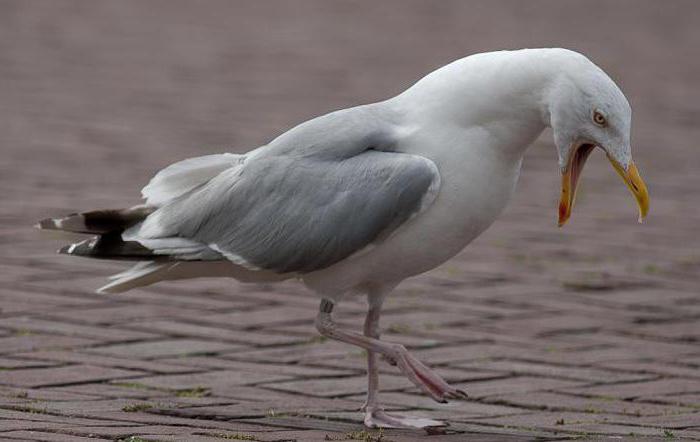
left=126, top=105, right=440, bottom=274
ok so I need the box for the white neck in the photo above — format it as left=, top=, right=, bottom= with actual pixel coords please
left=391, top=48, right=581, bottom=158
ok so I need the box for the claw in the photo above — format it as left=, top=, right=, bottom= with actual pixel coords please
left=445, top=389, right=468, bottom=400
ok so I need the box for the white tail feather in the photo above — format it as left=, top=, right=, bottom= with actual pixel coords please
left=142, top=153, right=242, bottom=206
left=98, top=260, right=290, bottom=294
left=98, top=261, right=171, bottom=293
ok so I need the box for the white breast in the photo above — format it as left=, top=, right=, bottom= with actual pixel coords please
left=304, top=120, right=538, bottom=298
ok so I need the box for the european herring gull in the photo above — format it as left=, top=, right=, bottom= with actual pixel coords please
left=38, top=48, right=649, bottom=429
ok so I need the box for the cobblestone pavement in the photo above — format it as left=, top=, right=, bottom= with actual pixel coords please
left=1, top=1, right=699, bottom=441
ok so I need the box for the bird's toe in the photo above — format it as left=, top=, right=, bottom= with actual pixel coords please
left=364, top=407, right=448, bottom=430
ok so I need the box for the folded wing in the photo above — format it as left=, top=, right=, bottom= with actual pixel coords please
left=128, top=148, right=440, bottom=273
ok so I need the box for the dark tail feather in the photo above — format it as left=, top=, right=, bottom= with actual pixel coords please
left=57, top=231, right=158, bottom=261
left=36, top=206, right=155, bottom=235
left=38, top=206, right=159, bottom=261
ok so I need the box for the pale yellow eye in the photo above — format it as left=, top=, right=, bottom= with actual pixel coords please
left=593, top=110, right=607, bottom=126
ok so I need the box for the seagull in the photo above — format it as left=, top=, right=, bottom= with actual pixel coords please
left=38, top=48, right=649, bottom=429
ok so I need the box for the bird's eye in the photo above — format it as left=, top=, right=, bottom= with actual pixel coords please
left=592, top=110, right=607, bottom=127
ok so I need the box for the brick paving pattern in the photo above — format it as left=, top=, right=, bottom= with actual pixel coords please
left=1, top=1, right=699, bottom=440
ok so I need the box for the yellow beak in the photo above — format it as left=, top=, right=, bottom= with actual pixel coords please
left=608, top=158, right=650, bottom=223
left=558, top=145, right=649, bottom=226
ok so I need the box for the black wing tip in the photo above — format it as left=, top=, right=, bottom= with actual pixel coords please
left=57, top=244, right=72, bottom=254
left=35, top=214, right=87, bottom=233
left=40, top=207, right=155, bottom=235
left=58, top=238, right=95, bottom=256
left=36, top=218, right=59, bottom=230
left=57, top=234, right=155, bottom=261
left=58, top=241, right=86, bottom=255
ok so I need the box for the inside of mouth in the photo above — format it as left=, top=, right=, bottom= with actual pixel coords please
left=570, top=144, right=595, bottom=196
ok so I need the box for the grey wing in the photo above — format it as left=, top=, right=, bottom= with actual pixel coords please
left=131, top=149, right=439, bottom=273
left=126, top=105, right=440, bottom=273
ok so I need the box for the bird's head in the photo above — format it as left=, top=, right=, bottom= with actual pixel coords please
left=547, top=58, right=649, bottom=226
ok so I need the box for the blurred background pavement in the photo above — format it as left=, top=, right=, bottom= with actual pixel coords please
left=0, top=1, right=699, bottom=440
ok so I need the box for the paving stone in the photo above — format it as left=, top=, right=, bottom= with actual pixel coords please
left=453, top=376, right=584, bottom=399
left=516, top=341, right=698, bottom=365
left=0, top=356, right=61, bottom=370
left=87, top=410, right=304, bottom=432
left=32, top=398, right=158, bottom=415
left=158, top=397, right=361, bottom=421
left=49, top=424, right=226, bottom=439
left=114, top=289, right=259, bottom=311
left=46, top=304, right=206, bottom=326
left=0, top=385, right=99, bottom=401
left=478, top=314, right=619, bottom=338
left=0, top=317, right=158, bottom=342
left=46, top=383, right=173, bottom=400
left=269, top=322, right=448, bottom=349
left=18, top=278, right=127, bottom=297
left=176, top=385, right=298, bottom=404
left=410, top=343, right=536, bottom=365
left=580, top=334, right=700, bottom=357
left=680, top=355, right=700, bottom=366
left=0, top=430, right=111, bottom=441
left=579, top=288, right=698, bottom=309
left=300, top=351, right=508, bottom=380
left=486, top=390, right=695, bottom=417
left=634, top=411, right=700, bottom=429
left=265, top=374, right=411, bottom=398
left=0, top=409, right=132, bottom=428
left=640, top=393, right=700, bottom=408
left=131, top=319, right=307, bottom=347
left=65, top=424, right=292, bottom=440
left=626, top=319, right=700, bottom=342
left=349, top=391, right=528, bottom=417
left=596, top=359, right=700, bottom=379
left=119, top=369, right=294, bottom=393
left=155, top=356, right=355, bottom=378
left=190, top=430, right=362, bottom=442
left=376, top=310, right=477, bottom=331
left=0, top=364, right=146, bottom=387
left=13, top=350, right=197, bottom=374
left=226, top=415, right=372, bottom=433
left=0, top=299, right=92, bottom=318
left=555, top=422, right=688, bottom=438
left=564, top=378, right=700, bottom=400
left=454, top=359, right=655, bottom=383
left=227, top=340, right=363, bottom=365
left=86, top=339, right=241, bottom=359
left=201, top=306, right=320, bottom=330
left=412, top=326, right=538, bottom=347
left=0, top=419, right=72, bottom=433
left=0, top=335, right=96, bottom=355
left=136, top=433, right=283, bottom=442
left=0, top=288, right=104, bottom=315
left=468, top=411, right=621, bottom=430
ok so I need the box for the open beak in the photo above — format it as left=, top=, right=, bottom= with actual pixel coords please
left=558, top=143, right=595, bottom=226
left=557, top=144, right=649, bottom=226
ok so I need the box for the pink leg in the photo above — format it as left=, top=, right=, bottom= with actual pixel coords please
left=361, top=303, right=381, bottom=413
left=315, top=298, right=466, bottom=429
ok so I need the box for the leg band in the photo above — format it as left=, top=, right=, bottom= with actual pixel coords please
left=319, top=298, right=334, bottom=313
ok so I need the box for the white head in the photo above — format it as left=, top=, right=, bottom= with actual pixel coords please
left=545, top=51, right=648, bottom=226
